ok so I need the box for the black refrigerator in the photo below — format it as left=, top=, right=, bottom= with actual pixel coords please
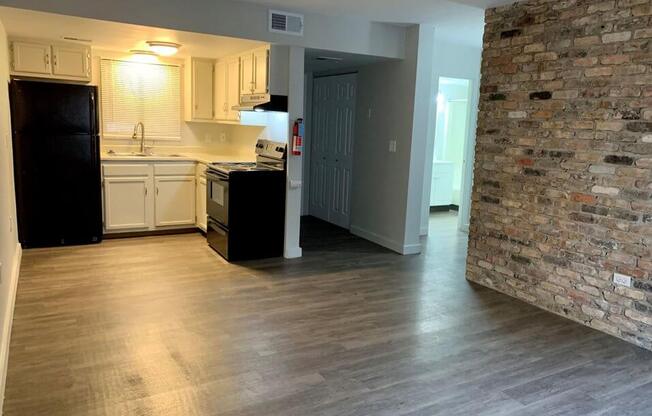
left=10, top=80, right=102, bottom=248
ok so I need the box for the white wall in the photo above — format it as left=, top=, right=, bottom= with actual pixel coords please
left=284, top=46, right=304, bottom=258
left=350, top=24, right=435, bottom=255
left=420, top=36, right=482, bottom=235
left=0, top=0, right=406, bottom=59
left=0, top=18, right=21, bottom=413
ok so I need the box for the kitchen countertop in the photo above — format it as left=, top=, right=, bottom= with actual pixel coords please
left=101, top=151, right=255, bottom=165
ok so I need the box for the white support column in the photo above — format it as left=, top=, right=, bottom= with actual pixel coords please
left=284, top=46, right=305, bottom=259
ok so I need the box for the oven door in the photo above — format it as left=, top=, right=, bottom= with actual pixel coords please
left=206, top=170, right=229, bottom=227
left=207, top=218, right=229, bottom=260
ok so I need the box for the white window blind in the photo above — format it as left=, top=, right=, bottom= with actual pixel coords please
left=100, top=59, right=181, bottom=141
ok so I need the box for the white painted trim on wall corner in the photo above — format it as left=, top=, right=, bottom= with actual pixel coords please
left=351, top=225, right=421, bottom=255
left=0, top=243, right=22, bottom=414
left=284, top=247, right=303, bottom=259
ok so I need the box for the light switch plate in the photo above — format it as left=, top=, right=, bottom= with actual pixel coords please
left=613, top=273, right=632, bottom=287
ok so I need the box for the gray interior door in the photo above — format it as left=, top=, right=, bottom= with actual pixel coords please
left=309, top=73, right=357, bottom=229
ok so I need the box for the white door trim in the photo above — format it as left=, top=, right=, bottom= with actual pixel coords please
left=457, top=78, right=479, bottom=233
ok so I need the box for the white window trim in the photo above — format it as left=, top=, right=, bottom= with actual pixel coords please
left=99, top=58, right=183, bottom=142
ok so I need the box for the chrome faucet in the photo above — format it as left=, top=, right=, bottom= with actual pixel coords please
left=132, top=122, right=145, bottom=154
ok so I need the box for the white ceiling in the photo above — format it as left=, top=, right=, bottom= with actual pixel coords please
left=0, top=6, right=265, bottom=59
left=237, top=0, right=517, bottom=47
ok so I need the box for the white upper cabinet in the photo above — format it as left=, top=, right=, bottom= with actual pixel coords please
left=239, top=46, right=270, bottom=96
left=252, top=46, right=269, bottom=95
left=239, top=51, right=254, bottom=95
left=11, top=40, right=51, bottom=75
left=189, top=58, right=215, bottom=121
left=10, top=39, right=91, bottom=82
left=214, top=60, right=228, bottom=120
left=52, top=44, right=91, bottom=79
left=226, top=57, right=241, bottom=121
left=215, top=56, right=241, bottom=122
left=184, top=45, right=272, bottom=124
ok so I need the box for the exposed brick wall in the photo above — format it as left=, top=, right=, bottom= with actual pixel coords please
left=467, top=0, right=652, bottom=350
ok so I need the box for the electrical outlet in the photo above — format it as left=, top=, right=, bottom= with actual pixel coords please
left=613, top=273, right=632, bottom=287
left=388, top=140, right=397, bottom=153
left=367, top=108, right=372, bottom=119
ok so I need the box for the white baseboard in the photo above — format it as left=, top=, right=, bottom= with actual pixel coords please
left=284, top=246, right=303, bottom=259
left=402, top=243, right=422, bottom=255
left=350, top=225, right=421, bottom=255
left=0, top=243, right=21, bottom=414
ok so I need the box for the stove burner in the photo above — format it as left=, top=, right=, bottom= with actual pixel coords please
left=207, top=140, right=286, bottom=176
left=214, top=162, right=258, bottom=172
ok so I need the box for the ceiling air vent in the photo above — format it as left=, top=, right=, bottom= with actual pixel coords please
left=269, top=10, right=304, bottom=36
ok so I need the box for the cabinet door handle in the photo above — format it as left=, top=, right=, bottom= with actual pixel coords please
left=53, top=54, right=57, bottom=67
left=45, top=53, right=50, bottom=66
left=266, top=50, right=270, bottom=93
left=145, top=187, right=148, bottom=196
left=156, top=187, right=159, bottom=195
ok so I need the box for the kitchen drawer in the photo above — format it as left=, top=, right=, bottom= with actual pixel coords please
left=154, top=163, right=196, bottom=176
left=103, top=163, right=151, bottom=177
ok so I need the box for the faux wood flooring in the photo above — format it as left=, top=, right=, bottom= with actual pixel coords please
left=5, top=213, right=652, bottom=415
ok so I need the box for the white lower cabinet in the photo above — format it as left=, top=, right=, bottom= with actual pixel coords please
left=102, top=161, right=203, bottom=234
left=155, top=176, right=196, bottom=227
left=196, top=176, right=207, bottom=231
left=103, top=176, right=152, bottom=231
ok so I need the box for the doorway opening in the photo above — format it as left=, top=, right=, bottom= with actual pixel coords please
left=429, top=77, right=473, bottom=231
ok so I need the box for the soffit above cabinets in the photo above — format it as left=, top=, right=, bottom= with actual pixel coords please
left=0, top=6, right=266, bottom=59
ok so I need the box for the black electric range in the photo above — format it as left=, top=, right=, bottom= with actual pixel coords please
left=205, top=140, right=286, bottom=261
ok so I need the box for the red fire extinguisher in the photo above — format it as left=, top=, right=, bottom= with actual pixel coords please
left=292, top=118, right=304, bottom=156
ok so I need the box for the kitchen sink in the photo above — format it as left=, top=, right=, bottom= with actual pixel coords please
left=106, top=151, right=184, bottom=158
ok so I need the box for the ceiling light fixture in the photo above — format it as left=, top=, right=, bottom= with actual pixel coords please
left=146, top=41, right=181, bottom=56
left=130, top=49, right=158, bottom=57
left=129, top=49, right=159, bottom=63
left=315, top=56, right=343, bottom=62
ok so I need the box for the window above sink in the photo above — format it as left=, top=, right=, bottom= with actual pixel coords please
left=100, top=59, right=181, bottom=141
